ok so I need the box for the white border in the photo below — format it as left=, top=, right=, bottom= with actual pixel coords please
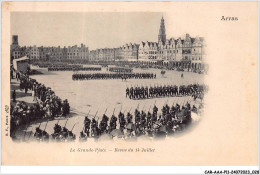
left=1, top=0, right=259, bottom=174
left=0, top=166, right=259, bottom=174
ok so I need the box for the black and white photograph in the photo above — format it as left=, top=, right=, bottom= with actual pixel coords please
left=1, top=2, right=258, bottom=168
left=9, top=12, right=208, bottom=143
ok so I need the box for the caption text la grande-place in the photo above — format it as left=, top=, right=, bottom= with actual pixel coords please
left=70, top=148, right=155, bottom=153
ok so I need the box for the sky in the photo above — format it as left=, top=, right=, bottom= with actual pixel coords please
left=11, top=12, right=202, bottom=50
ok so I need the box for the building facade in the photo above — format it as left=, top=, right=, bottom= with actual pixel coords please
left=90, top=43, right=139, bottom=62
left=67, top=44, right=89, bottom=60
left=138, top=41, right=158, bottom=61
left=10, top=35, right=29, bottom=61
left=89, top=17, right=205, bottom=65
left=10, top=35, right=89, bottom=61
left=11, top=16, right=205, bottom=69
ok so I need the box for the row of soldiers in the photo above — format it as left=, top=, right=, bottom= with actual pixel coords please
left=79, top=102, right=198, bottom=141
left=15, top=101, right=200, bottom=142
left=48, top=67, right=101, bottom=71
left=126, top=84, right=207, bottom=99
left=108, top=67, right=133, bottom=73
left=72, top=73, right=156, bottom=80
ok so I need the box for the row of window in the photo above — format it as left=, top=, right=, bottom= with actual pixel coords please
left=148, top=56, right=157, bottom=59
left=191, top=57, right=201, bottom=60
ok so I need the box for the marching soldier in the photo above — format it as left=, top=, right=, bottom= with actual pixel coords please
left=165, top=104, right=170, bottom=114
left=126, top=112, right=133, bottom=124
left=161, top=106, right=167, bottom=116
left=91, top=118, right=98, bottom=136
left=146, top=111, right=152, bottom=129
left=109, top=114, right=117, bottom=131
left=126, top=87, right=129, bottom=98
left=84, top=116, right=91, bottom=136
left=140, top=111, right=147, bottom=132
left=129, top=87, right=133, bottom=99
left=134, top=109, right=140, bottom=124
left=51, top=123, right=62, bottom=140
left=149, top=86, right=154, bottom=97
left=170, top=105, right=176, bottom=119
left=145, top=86, right=149, bottom=98
left=175, top=103, right=180, bottom=112
left=118, top=112, right=126, bottom=130
left=99, top=114, right=109, bottom=134
left=153, top=105, right=158, bottom=115
left=62, top=127, right=69, bottom=139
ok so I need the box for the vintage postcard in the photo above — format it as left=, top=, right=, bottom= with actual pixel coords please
left=1, top=2, right=258, bottom=165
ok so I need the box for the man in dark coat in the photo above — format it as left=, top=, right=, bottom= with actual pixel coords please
left=99, top=114, right=109, bottom=134
left=118, top=112, right=126, bottom=130
left=153, top=105, right=158, bottom=115
left=84, top=116, right=91, bottom=136
left=134, top=109, right=140, bottom=125
left=110, top=115, right=117, bottom=130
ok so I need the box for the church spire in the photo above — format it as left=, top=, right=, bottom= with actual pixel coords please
left=158, top=16, right=166, bottom=44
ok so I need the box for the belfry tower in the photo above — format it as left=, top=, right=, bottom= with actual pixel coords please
left=158, top=16, right=166, bottom=45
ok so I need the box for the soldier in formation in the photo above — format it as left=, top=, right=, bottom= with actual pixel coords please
left=99, top=114, right=109, bottom=134
left=118, top=112, right=126, bottom=130
left=84, top=116, right=91, bottom=136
